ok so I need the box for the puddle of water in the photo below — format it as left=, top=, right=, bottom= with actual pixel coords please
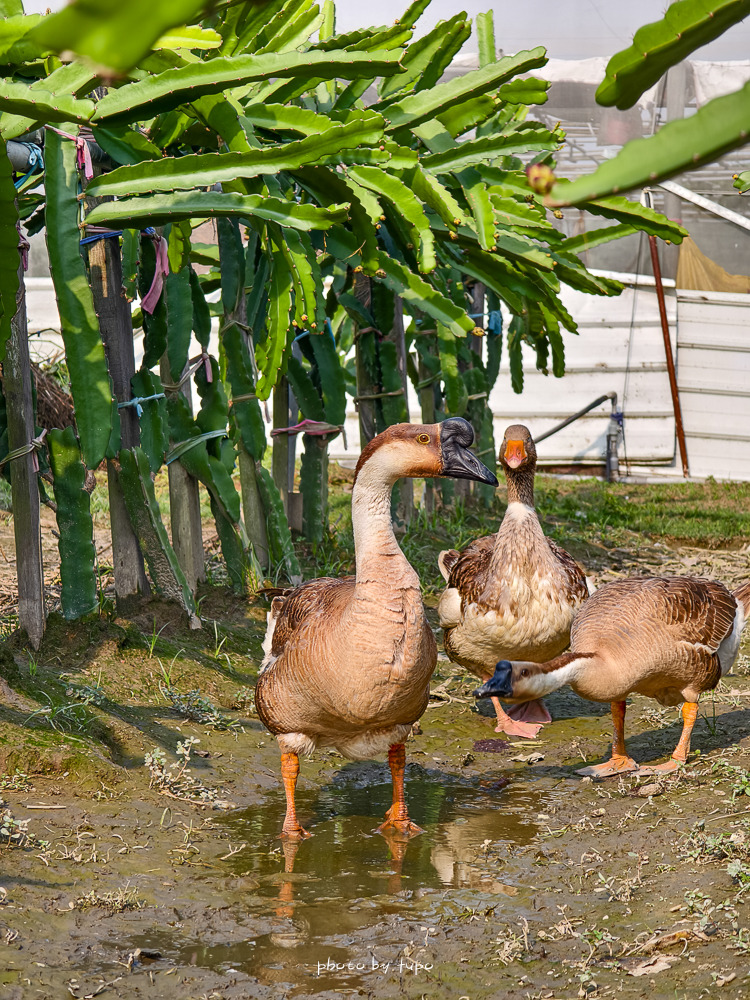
left=122, top=770, right=549, bottom=994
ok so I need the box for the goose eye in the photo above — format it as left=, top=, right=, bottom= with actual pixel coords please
left=417, top=433, right=430, bottom=444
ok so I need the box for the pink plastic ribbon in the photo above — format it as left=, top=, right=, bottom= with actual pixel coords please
left=271, top=419, right=345, bottom=442
left=141, top=234, right=169, bottom=314
left=44, top=125, right=94, bottom=180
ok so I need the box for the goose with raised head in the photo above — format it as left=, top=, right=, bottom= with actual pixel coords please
left=476, top=576, right=750, bottom=775
left=438, top=424, right=589, bottom=738
left=256, top=418, right=498, bottom=839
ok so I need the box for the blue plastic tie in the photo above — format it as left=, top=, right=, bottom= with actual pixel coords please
left=487, top=310, right=503, bottom=337
left=118, top=393, right=165, bottom=418
left=13, top=142, right=44, bottom=189
left=80, top=230, right=123, bottom=246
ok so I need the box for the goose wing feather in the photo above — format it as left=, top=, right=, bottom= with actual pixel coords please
left=573, top=576, right=737, bottom=653
left=268, top=576, right=356, bottom=659
left=444, top=535, right=495, bottom=605
left=546, top=538, right=589, bottom=604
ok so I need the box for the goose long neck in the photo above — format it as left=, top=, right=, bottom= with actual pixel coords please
left=505, top=464, right=535, bottom=507
left=352, top=463, right=416, bottom=587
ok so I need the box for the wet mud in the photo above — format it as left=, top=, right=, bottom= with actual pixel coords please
left=1, top=563, right=750, bottom=998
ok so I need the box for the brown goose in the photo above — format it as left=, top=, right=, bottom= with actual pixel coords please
left=476, top=576, right=750, bottom=775
left=438, top=424, right=588, bottom=738
left=256, top=418, right=498, bottom=839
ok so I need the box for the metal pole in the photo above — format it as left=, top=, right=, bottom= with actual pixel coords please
left=648, top=234, right=690, bottom=478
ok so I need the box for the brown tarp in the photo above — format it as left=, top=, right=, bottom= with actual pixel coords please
left=677, top=236, right=750, bottom=293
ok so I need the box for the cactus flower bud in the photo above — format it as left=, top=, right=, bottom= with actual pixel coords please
left=525, top=163, right=556, bottom=195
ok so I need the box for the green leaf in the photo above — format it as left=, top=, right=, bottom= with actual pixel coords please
left=0, top=13, right=45, bottom=63
left=348, top=164, right=436, bottom=272
left=93, top=50, right=404, bottom=125
left=547, top=83, right=750, bottom=206
left=30, top=0, right=208, bottom=75
left=309, top=332, right=346, bottom=425
left=87, top=114, right=385, bottom=196
left=45, top=130, right=112, bottom=469
left=165, top=265, right=193, bottom=384
left=459, top=166, right=496, bottom=251
left=255, top=464, right=301, bottom=582
left=286, top=354, right=325, bottom=422
left=85, top=190, right=349, bottom=230
left=437, top=323, right=468, bottom=416
left=326, top=227, right=474, bottom=339
left=507, top=315, right=524, bottom=393
left=598, top=0, right=750, bottom=110
left=296, top=165, right=379, bottom=272
left=378, top=14, right=470, bottom=100
left=255, top=252, right=292, bottom=400
left=130, top=369, right=168, bottom=474
left=385, top=47, right=547, bottom=131
left=497, top=77, right=550, bottom=105
left=405, top=168, right=464, bottom=230
left=582, top=195, right=688, bottom=242
left=0, top=79, right=94, bottom=126
left=155, top=24, right=222, bottom=50
left=218, top=216, right=245, bottom=317
left=271, top=224, right=324, bottom=331
left=476, top=10, right=496, bottom=67
left=0, top=1, right=24, bottom=16
left=223, top=322, right=266, bottom=459
left=540, top=304, right=565, bottom=377
left=118, top=446, right=199, bottom=622
left=0, top=148, right=19, bottom=364
left=422, top=125, right=559, bottom=174
left=560, top=223, right=637, bottom=255
left=48, top=427, right=97, bottom=620
left=93, top=125, right=161, bottom=166
left=734, top=169, right=750, bottom=193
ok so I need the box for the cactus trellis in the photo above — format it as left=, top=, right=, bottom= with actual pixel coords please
left=0, top=0, right=692, bottom=639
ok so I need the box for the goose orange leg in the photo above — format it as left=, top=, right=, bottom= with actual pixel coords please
left=279, top=752, right=311, bottom=840
left=638, top=702, right=699, bottom=775
left=376, top=744, right=424, bottom=839
left=577, top=701, right=639, bottom=777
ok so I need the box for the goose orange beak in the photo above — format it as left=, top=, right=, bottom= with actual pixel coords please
left=504, top=440, right=526, bottom=469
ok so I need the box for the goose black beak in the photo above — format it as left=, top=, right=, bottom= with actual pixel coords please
left=439, top=417, right=499, bottom=487
left=474, top=660, right=514, bottom=700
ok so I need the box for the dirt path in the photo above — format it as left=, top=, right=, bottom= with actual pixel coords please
left=0, top=544, right=749, bottom=999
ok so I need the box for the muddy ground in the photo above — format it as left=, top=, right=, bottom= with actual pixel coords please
left=1, top=518, right=750, bottom=998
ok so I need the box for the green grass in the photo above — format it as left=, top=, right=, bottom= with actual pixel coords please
left=293, top=468, right=750, bottom=598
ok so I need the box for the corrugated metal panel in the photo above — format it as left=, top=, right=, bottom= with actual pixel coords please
left=676, top=290, right=750, bottom=480
left=489, top=284, right=677, bottom=463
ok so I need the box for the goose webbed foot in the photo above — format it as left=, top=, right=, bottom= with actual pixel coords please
left=491, top=697, right=547, bottom=738
left=278, top=824, right=312, bottom=841
left=376, top=807, right=424, bottom=839
left=576, top=753, right=639, bottom=778
left=636, top=758, right=684, bottom=776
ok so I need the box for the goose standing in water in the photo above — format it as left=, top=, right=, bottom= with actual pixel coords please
left=256, top=419, right=498, bottom=839
left=476, top=576, right=750, bottom=775
left=438, top=424, right=588, bottom=738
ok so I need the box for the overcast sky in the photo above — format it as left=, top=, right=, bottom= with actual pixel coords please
left=23, top=0, right=750, bottom=61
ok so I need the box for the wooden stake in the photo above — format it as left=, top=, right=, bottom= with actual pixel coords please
left=238, top=446, right=269, bottom=569
left=4, top=261, right=45, bottom=648
left=272, top=374, right=291, bottom=513
left=86, top=186, right=150, bottom=607
left=160, top=355, right=205, bottom=593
